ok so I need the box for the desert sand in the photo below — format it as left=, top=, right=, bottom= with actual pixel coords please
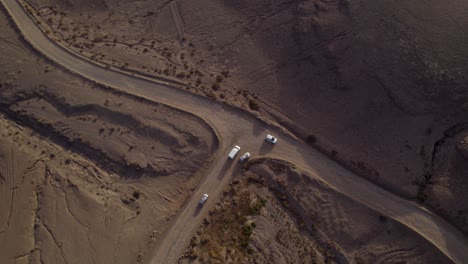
left=22, top=0, right=468, bottom=235
left=1, top=0, right=467, bottom=263
left=0, top=7, right=216, bottom=263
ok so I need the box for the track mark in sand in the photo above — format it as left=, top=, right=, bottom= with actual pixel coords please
left=39, top=220, right=69, bottom=264
left=86, top=234, right=97, bottom=264
left=317, top=30, right=352, bottom=48
left=33, top=167, right=69, bottom=264
left=154, top=189, right=175, bottom=203
left=375, top=248, right=421, bottom=264
left=49, top=179, right=89, bottom=230
left=32, top=175, right=45, bottom=264
left=357, top=244, right=423, bottom=264
left=319, top=193, right=351, bottom=236
left=0, top=170, right=5, bottom=184
left=0, top=144, right=15, bottom=234
left=0, top=36, right=24, bottom=53
left=4, top=188, right=16, bottom=230
left=170, top=1, right=184, bottom=38
left=46, top=168, right=97, bottom=264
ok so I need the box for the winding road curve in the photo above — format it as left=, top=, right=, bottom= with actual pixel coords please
left=2, top=0, right=468, bottom=263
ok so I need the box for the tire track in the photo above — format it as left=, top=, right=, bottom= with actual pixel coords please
left=170, top=1, right=184, bottom=38
left=0, top=143, right=14, bottom=234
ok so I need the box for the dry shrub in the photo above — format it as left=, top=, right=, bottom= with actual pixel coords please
left=212, top=82, right=220, bottom=91
left=248, top=99, right=260, bottom=111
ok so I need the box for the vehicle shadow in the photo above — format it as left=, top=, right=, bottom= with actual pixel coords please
left=193, top=205, right=202, bottom=217
left=258, top=141, right=274, bottom=156
left=217, top=158, right=233, bottom=180
left=217, top=158, right=243, bottom=180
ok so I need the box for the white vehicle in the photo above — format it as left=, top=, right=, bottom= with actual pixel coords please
left=198, top=194, right=208, bottom=206
left=239, top=152, right=251, bottom=163
left=228, top=145, right=241, bottom=159
left=265, top=134, right=278, bottom=144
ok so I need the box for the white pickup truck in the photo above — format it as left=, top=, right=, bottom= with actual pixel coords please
left=228, top=145, right=241, bottom=159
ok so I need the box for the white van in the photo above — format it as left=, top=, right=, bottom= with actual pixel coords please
left=228, top=145, right=241, bottom=159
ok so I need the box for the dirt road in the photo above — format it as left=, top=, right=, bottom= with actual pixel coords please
left=2, top=0, right=468, bottom=263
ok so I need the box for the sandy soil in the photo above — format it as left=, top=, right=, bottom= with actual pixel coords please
left=2, top=0, right=468, bottom=263
left=180, top=160, right=451, bottom=264
left=21, top=0, right=468, bottom=236
left=0, top=8, right=216, bottom=264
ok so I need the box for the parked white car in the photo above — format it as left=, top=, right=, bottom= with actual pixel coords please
left=198, top=194, right=208, bottom=206
left=239, top=152, right=251, bottom=162
left=265, top=134, right=278, bottom=144
left=228, top=145, right=241, bottom=159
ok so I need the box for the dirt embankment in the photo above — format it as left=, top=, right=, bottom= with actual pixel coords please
left=0, top=8, right=217, bottom=264
left=0, top=6, right=217, bottom=178
left=21, top=0, right=468, bottom=235
left=0, top=115, right=169, bottom=263
left=180, top=159, right=451, bottom=264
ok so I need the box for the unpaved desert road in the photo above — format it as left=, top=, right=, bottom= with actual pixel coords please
left=2, top=0, right=468, bottom=263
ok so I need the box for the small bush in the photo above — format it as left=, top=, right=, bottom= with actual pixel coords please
left=175, top=72, right=186, bottom=79
left=242, top=224, right=253, bottom=236
left=206, top=91, right=217, bottom=100
left=216, top=75, right=224, bottom=82
left=211, top=82, right=220, bottom=91
left=250, top=196, right=267, bottom=214
left=240, top=241, right=249, bottom=248
left=248, top=99, right=260, bottom=111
